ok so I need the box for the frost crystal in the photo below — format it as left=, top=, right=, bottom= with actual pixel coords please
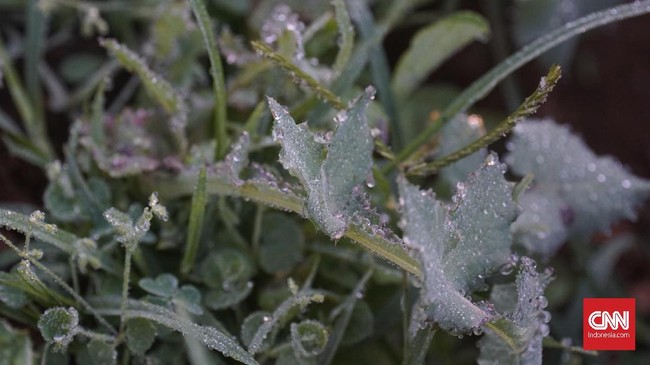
left=506, top=119, right=650, bottom=252
left=398, top=154, right=517, bottom=332
left=268, top=88, right=375, bottom=239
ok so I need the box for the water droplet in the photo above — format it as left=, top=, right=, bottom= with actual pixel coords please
left=621, top=179, right=632, bottom=189
left=596, top=174, right=606, bottom=183
left=499, top=263, right=514, bottom=275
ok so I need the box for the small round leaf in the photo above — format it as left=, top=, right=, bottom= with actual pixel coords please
left=38, top=307, right=79, bottom=350
left=290, top=320, right=329, bottom=358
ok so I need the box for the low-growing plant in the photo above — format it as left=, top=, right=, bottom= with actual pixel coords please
left=0, top=0, right=649, bottom=364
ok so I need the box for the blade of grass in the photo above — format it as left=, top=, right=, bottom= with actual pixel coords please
left=189, top=0, right=228, bottom=160
left=331, top=0, right=354, bottom=76
left=181, top=167, right=208, bottom=276
left=392, top=0, right=650, bottom=169
left=407, top=65, right=561, bottom=176
left=0, top=36, right=53, bottom=160
left=25, top=0, right=47, bottom=118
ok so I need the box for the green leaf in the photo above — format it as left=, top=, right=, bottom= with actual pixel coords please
left=0, top=283, right=28, bottom=308
left=126, top=318, right=156, bottom=356
left=290, top=320, right=328, bottom=358
left=204, top=282, right=253, bottom=311
left=397, top=154, right=516, bottom=332
left=391, top=11, right=489, bottom=98
left=240, top=311, right=271, bottom=349
left=506, top=119, right=650, bottom=238
left=77, top=339, right=116, bottom=365
left=175, top=285, right=204, bottom=315
left=258, top=213, right=304, bottom=273
left=99, top=38, right=183, bottom=115
left=268, top=87, right=375, bottom=239
left=341, top=300, right=373, bottom=346
left=0, top=320, right=34, bottom=365
left=331, top=0, right=354, bottom=76
left=38, top=307, right=79, bottom=350
left=199, top=249, right=255, bottom=290
left=511, top=189, right=568, bottom=258
left=478, top=257, right=553, bottom=365
left=139, top=274, right=179, bottom=298
left=182, top=167, right=208, bottom=276
left=59, top=53, right=105, bottom=84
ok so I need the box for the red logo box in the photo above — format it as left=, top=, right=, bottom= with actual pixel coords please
left=583, top=298, right=635, bottom=351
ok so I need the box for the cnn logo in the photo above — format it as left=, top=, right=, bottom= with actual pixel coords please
left=583, top=298, right=635, bottom=351
left=587, top=310, right=629, bottom=330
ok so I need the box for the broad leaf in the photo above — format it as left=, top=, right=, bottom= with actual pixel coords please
left=290, top=320, right=328, bottom=358
left=506, top=119, right=650, bottom=240
left=398, top=154, right=516, bottom=332
left=269, top=87, right=375, bottom=239
left=126, top=318, right=156, bottom=356
left=392, top=11, right=490, bottom=98
left=478, top=257, right=553, bottom=365
left=77, top=339, right=116, bottom=365
left=258, top=212, right=304, bottom=273
left=0, top=320, right=34, bottom=365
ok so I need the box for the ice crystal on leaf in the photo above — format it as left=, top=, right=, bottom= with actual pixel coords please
left=268, top=87, right=374, bottom=239
left=398, top=153, right=517, bottom=332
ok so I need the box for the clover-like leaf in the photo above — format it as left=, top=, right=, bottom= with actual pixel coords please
left=0, top=284, right=28, bottom=308
left=398, top=154, right=517, bottom=332
left=77, top=339, right=117, bottom=365
left=38, top=307, right=79, bottom=350
left=126, top=318, right=156, bottom=356
left=258, top=212, right=304, bottom=274
left=0, top=320, right=33, bottom=365
left=478, top=257, right=553, bottom=365
left=139, top=274, right=178, bottom=298
left=506, top=119, right=650, bottom=242
left=174, top=285, right=203, bottom=315
left=290, top=320, right=328, bottom=358
left=268, top=87, right=375, bottom=239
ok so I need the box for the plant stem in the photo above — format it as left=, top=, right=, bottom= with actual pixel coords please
left=407, top=65, right=561, bottom=176
left=251, top=41, right=346, bottom=110
left=190, top=0, right=229, bottom=160
left=181, top=167, right=207, bottom=276
left=0, top=233, right=117, bottom=334
left=148, top=173, right=422, bottom=279
left=391, top=0, right=650, bottom=170
left=119, top=249, right=133, bottom=333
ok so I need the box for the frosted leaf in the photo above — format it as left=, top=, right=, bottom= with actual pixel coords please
left=38, top=307, right=79, bottom=351
left=139, top=274, right=179, bottom=298
left=215, top=132, right=251, bottom=185
left=436, top=114, right=487, bottom=185
left=77, top=339, right=116, bottom=365
left=258, top=213, right=304, bottom=274
left=269, top=88, right=375, bottom=238
left=126, top=318, right=156, bottom=356
left=478, top=257, right=553, bottom=365
left=398, top=154, right=516, bottom=332
left=290, top=320, right=328, bottom=358
left=506, top=119, right=650, bottom=238
left=511, top=189, right=568, bottom=258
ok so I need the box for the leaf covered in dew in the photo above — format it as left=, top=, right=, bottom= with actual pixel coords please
left=76, top=339, right=117, bottom=365
left=0, top=320, right=34, bottom=365
left=506, top=119, right=650, bottom=243
left=392, top=11, right=490, bottom=98
left=126, top=318, right=156, bottom=356
left=258, top=212, right=305, bottom=274
left=290, top=320, right=329, bottom=358
left=478, top=257, right=553, bottom=365
left=268, top=87, right=375, bottom=238
left=139, top=273, right=179, bottom=298
left=435, top=113, right=487, bottom=186
left=37, top=307, right=79, bottom=350
left=397, top=153, right=517, bottom=332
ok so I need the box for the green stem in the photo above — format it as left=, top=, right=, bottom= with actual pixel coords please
left=0, top=233, right=117, bottom=335
left=251, top=41, right=346, bottom=110
left=407, top=65, right=561, bottom=176
left=392, top=0, right=650, bottom=169
left=190, top=0, right=229, bottom=160
left=119, top=249, right=133, bottom=333
left=76, top=328, right=116, bottom=342
left=147, top=173, right=421, bottom=279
